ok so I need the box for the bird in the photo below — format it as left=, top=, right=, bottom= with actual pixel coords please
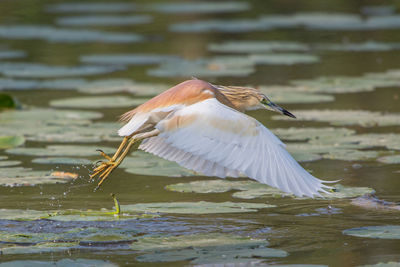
left=91, top=79, right=334, bottom=197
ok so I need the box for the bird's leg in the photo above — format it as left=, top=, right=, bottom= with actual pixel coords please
left=91, top=137, right=130, bottom=177
left=92, top=129, right=160, bottom=190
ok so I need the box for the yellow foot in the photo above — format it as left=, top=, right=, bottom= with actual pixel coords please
left=91, top=160, right=119, bottom=191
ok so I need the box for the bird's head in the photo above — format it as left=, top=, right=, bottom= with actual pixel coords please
left=215, top=84, right=296, bottom=118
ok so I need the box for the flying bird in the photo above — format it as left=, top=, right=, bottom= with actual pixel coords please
left=91, top=79, right=333, bottom=197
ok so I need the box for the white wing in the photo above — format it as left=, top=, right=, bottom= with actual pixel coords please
left=139, top=98, right=333, bottom=197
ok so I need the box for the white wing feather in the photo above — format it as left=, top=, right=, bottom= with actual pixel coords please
left=139, top=98, right=333, bottom=198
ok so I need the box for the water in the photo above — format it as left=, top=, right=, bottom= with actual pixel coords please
left=0, top=0, right=400, bottom=266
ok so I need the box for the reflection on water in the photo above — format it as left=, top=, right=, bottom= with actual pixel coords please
left=0, top=0, right=400, bottom=266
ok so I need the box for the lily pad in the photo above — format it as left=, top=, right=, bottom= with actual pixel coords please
left=0, top=169, right=78, bottom=187
left=343, top=225, right=400, bottom=239
left=0, top=226, right=140, bottom=254
left=290, top=75, right=399, bottom=94
left=80, top=54, right=180, bottom=66
left=273, top=110, right=400, bottom=127
left=0, top=241, right=77, bottom=255
left=0, top=49, right=26, bottom=59
left=0, top=109, right=123, bottom=144
left=31, top=157, right=92, bottom=165
left=209, top=41, right=309, bottom=53
left=133, top=233, right=287, bottom=264
left=6, top=145, right=114, bottom=157
left=148, top=57, right=254, bottom=78
left=122, top=151, right=195, bottom=177
left=0, top=160, right=20, bottom=167
left=166, top=180, right=373, bottom=200
left=0, top=78, right=87, bottom=91
left=249, top=53, right=319, bottom=65
left=0, top=136, right=25, bottom=149
left=76, top=79, right=168, bottom=96
left=377, top=155, right=400, bottom=164
left=0, top=93, right=16, bottom=109
left=0, top=25, right=143, bottom=43
left=0, top=259, right=118, bottom=267
left=272, top=127, right=355, bottom=142
left=0, top=62, right=121, bottom=78
left=121, top=201, right=275, bottom=214
left=46, top=2, right=137, bottom=13
left=149, top=2, right=250, bottom=14
left=0, top=209, right=49, bottom=220
left=315, top=41, right=400, bottom=52
left=50, top=96, right=148, bottom=109
left=259, top=87, right=334, bottom=104
left=57, top=15, right=152, bottom=26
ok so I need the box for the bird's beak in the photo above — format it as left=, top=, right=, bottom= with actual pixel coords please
left=262, top=99, right=296, bottom=118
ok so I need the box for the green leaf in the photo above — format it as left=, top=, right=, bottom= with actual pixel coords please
left=343, top=225, right=400, bottom=239
left=121, top=201, right=275, bottom=214
left=0, top=136, right=24, bottom=149
left=0, top=94, right=16, bottom=109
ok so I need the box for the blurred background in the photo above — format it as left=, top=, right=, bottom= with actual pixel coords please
left=1, top=0, right=400, bottom=266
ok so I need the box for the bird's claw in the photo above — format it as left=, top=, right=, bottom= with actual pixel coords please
left=90, top=160, right=118, bottom=190
left=96, top=149, right=113, bottom=161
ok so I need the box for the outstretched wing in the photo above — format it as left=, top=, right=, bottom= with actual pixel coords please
left=139, top=98, right=332, bottom=197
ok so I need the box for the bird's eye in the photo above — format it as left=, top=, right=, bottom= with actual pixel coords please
left=261, top=98, right=270, bottom=105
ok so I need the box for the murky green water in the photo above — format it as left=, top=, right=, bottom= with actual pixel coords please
left=1, top=0, right=400, bottom=266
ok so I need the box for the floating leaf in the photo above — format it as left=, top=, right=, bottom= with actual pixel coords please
left=133, top=233, right=287, bottom=264
left=0, top=209, right=49, bottom=220
left=149, top=2, right=250, bottom=14
left=0, top=49, right=26, bottom=59
left=377, top=155, right=400, bottom=164
left=249, top=53, right=319, bottom=65
left=6, top=145, right=114, bottom=157
left=273, top=127, right=355, bottom=142
left=291, top=75, right=400, bottom=94
left=50, top=96, right=148, bottom=109
left=76, top=79, right=168, bottom=96
left=209, top=41, right=309, bottom=53
left=0, top=94, right=16, bottom=109
left=46, top=2, right=137, bottom=13
left=260, top=87, right=334, bottom=104
left=0, top=169, right=78, bottom=187
left=0, top=78, right=87, bottom=91
left=0, top=259, right=118, bottom=267
left=273, top=110, right=400, bottom=127
left=0, top=109, right=123, bottom=144
left=32, top=157, right=92, bottom=165
left=122, top=151, right=195, bottom=177
left=80, top=53, right=180, bottom=66
left=0, top=62, right=121, bottom=78
left=0, top=136, right=24, bottom=149
left=121, top=201, right=275, bottom=214
left=315, top=41, right=400, bottom=52
left=171, top=13, right=400, bottom=33
left=0, top=160, right=20, bottom=167
left=343, top=225, right=400, bottom=239
left=57, top=15, right=152, bottom=26
left=148, top=57, right=254, bottom=78
left=166, top=180, right=373, bottom=200
left=0, top=25, right=143, bottom=43
left=0, top=108, right=101, bottom=123
left=0, top=241, right=77, bottom=255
